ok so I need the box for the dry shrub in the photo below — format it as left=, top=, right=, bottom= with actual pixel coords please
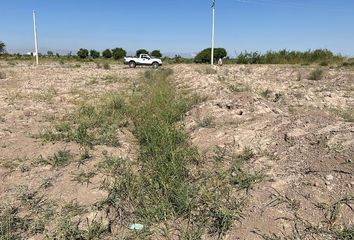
left=0, top=72, right=6, bottom=79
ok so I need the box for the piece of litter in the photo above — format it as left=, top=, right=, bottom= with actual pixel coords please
left=129, top=223, right=144, bottom=231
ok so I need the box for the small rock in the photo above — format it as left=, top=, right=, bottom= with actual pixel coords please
left=235, top=109, right=243, bottom=115
left=323, top=92, right=332, bottom=97
left=325, top=174, right=334, bottom=181
left=226, top=103, right=233, bottom=110
left=313, top=182, right=320, bottom=187
left=325, top=181, right=331, bottom=186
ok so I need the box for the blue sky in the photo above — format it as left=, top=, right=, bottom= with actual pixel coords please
left=1, top=0, right=353, bottom=57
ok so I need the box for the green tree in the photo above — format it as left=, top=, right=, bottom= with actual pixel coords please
left=102, top=49, right=112, bottom=58
left=90, top=49, right=100, bottom=59
left=112, top=48, right=126, bottom=60
left=136, top=49, right=149, bottom=56
left=194, top=48, right=227, bottom=63
left=47, top=51, right=54, bottom=57
left=77, top=48, right=89, bottom=59
left=0, top=41, right=6, bottom=54
left=151, top=50, right=162, bottom=58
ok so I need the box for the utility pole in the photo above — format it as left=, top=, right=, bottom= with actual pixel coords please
left=211, top=0, right=215, bottom=65
left=33, top=10, right=39, bottom=65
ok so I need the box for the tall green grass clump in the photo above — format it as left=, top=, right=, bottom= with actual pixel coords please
left=105, top=69, right=196, bottom=222
left=101, top=69, right=246, bottom=238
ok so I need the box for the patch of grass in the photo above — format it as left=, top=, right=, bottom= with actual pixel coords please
left=31, top=87, right=58, bottom=103
left=197, top=66, right=217, bottom=75
left=48, top=217, right=107, bottom=240
left=72, top=171, right=96, bottom=185
left=213, top=145, right=228, bottom=162
left=336, top=225, right=354, bottom=240
left=273, top=92, right=284, bottom=103
left=197, top=116, right=215, bottom=128
left=103, top=62, right=110, bottom=70
left=0, top=206, right=25, bottom=240
left=5, top=91, right=24, bottom=104
left=229, top=147, right=263, bottom=191
left=77, top=149, right=92, bottom=168
left=260, top=89, right=272, bottom=98
left=99, top=69, right=246, bottom=238
left=35, top=93, right=127, bottom=148
left=0, top=72, right=6, bottom=79
left=85, top=79, right=98, bottom=85
left=309, top=67, right=324, bottom=80
left=38, top=149, right=72, bottom=168
left=40, top=177, right=54, bottom=189
left=332, top=108, right=354, bottom=122
left=266, top=189, right=300, bottom=211
left=101, top=75, right=128, bottom=83
left=256, top=195, right=354, bottom=239
left=228, top=83, right=251, bottom=93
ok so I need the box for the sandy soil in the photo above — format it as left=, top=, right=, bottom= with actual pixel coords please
left=0, top=61, right=353, bottom=239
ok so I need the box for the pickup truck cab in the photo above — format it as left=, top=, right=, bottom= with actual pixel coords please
left=124, top=54, right=162, bottom=68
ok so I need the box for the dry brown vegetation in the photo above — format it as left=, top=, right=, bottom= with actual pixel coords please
left=0, top=61, right=353, bottom=239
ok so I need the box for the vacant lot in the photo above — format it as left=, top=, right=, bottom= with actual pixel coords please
left=0, top=61, right=353, bottom=239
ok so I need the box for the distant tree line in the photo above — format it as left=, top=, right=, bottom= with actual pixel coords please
left=0, top=39, right=349, bottom=66
left=230, top=49, right=343, bottom=65
left=75, top=48, right=163, bottom=59
left=193, top=48, right=345, bottom=65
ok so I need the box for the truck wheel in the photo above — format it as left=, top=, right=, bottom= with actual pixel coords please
left=152, top=62, right=159, bottom=69
left=129, top=61, right=136, bottom=68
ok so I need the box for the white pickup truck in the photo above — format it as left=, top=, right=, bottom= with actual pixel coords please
left=124, top=54, right=162, bottom=68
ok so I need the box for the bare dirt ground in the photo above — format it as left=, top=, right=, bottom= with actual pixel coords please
left=0, top=61, right=353, bottom=239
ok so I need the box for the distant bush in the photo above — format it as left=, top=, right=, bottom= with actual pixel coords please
left=0, top=41, right=5, bottom=54
left=90, top=49, right=100, bottom=59
left=47, top=51, right=54, bottom=57
left=136, top=49, right=149, bottom=56
left=77, top=48, right=89, bottom=59
left=231, top=49, right=343, bottom=65
left=0, top=72, right=6, bottom=79
left=309, top=68, right=324, bottom=80
left=102, top=49, right=112, bottom=59
left=103, top=62, right=110, bottom=70
left=112, top=48, right=126, bottom=60
left=162, top=55, right=194, bottom=64
left=194, top=48, right=227, bottom=63
left=151, top=50, right=162, bottom=58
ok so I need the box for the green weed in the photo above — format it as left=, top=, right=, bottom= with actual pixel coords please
left=72, top=171, right=96, bottom=185
left=197, top=116, right=215, bottom=128
left=228, top=83, right=251, bottom=93
left=36, top=93, right=127, bottom=148
left=38, top=149, right=72, bottom=168
left=260, top=89, right=272, bottom=98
